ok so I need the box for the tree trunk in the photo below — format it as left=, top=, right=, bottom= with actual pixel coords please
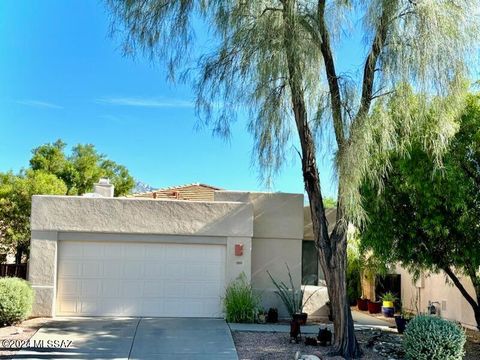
left=15, top=246, right=23, bottom=264
left=443, top=266, right=480, bottom=330
left=280, top=1, right=360, bottom=357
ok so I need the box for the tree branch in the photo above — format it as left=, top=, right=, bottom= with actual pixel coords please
left=317, top=0, right=344, bottom=148
left=443, top=266, right=479, bottom=310
left=461, top=162, right=480, bottom=187
left=355, top=6, right=390, bottom=123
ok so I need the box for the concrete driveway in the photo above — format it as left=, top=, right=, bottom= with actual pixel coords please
left=14, top=318, right=238, bottom=360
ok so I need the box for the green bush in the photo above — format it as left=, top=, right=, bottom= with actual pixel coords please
left=0, top=277, right=34, bottom=326
left=403, top=315, right=466, bottom=360
left=223, top=273, right=260, bottom=323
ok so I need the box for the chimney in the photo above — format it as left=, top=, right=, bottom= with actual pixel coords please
left=93, top=178, right=114, bottom=198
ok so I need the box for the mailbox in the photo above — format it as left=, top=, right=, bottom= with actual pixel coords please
left=235, top=243, right=243, bottom=256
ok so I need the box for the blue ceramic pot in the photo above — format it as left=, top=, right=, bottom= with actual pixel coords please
left=382, top=306, right=395, bottom=317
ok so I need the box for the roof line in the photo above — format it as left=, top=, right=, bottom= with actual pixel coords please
left=132, top=182, right=222, bottom=195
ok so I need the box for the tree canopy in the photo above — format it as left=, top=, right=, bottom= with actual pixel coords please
left=1, top=140, right=135, bottom=262
left=360, top=94, right=480, bottom=329
left=107, top=1, right=479, bottom=356
left=30, top=140, right=135, bottom=197
left=0, top=170, right=67, bottom=262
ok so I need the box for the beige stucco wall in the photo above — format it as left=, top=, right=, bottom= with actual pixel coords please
left=215, top=191, right=309, bottom=317
left=31, top=196, right=253, bottom=237
left=396, top=265, right=478, bottom=330
left=29, top=196, right=254, bottom=317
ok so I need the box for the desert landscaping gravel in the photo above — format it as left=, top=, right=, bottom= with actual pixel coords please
left=233, top=328, right=480, bottom=360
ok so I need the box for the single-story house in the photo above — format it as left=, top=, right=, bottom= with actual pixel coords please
left=28, top=181, right=330, bottom=319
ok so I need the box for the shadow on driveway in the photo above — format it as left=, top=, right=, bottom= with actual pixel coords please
left=8, top=317, right=237, bottom=360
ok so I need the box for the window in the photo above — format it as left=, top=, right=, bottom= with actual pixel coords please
left=302, top=240, right=318, bottom=285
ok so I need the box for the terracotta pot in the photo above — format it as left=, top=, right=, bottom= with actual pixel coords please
left=368, top=301, right=382, bottom=314
left=357, top=298, right=369, bottom=311
left=293, top=312, right=308, bottom=325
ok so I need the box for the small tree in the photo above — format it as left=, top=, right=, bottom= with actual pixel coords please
left=361, top=94, right=480, bottom=329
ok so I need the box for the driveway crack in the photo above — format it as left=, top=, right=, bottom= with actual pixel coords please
left=128, top=317, right=142, bottom=359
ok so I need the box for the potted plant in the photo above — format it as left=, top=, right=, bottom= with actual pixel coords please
left=257, top=309, right=267, bottom=324
left=357, top=297, right=369, bottom=311
left=394, top=310, right=413, bottom=334
left=381, top=292, right=397, bottom=317
left=368, top=298, right=382, bottom=314
left=267, top=264, right=318, bottom=325
left=266, top=307, right=278, bottom=323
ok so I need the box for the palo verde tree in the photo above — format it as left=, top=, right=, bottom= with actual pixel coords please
left=107, top=1, right=478, bottom=357
left=361, top=94, right=480, bottom=330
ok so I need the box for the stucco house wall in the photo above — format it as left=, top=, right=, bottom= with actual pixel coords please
left=29, top=195, right=254, bottom=317
left=214, top=191, right=304, bottom=317
left=29, top=189, right=331, bottom=320
left=396, top=265, right=478, bottom=330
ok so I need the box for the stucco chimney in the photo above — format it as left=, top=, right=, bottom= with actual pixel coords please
left=93, top=178, right=114, bottom=198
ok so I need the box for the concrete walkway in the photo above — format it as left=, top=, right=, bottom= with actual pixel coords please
left=13, top=317, right=238, bottom=360
left=229, top=310, right=393, bottom=334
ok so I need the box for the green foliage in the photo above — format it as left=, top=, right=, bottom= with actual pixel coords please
left=347, top=235, right=362, bottom=302
left=107, top=1, right=479, bottom=355
left=403, top=315, right=466, bottom=360
left=361, top=94, right=480, bottom=325
left=30, top=140, right=134, bottom=196
left=0, top=170, right=67, bottom=258
left=267, top=264, right=317, bottom=317
left=323, top=197, right=337, bottom=209
left=223, top=273, right=260, bottom=323
left=107, top=0, right=478, bottom=220
left=1, top=139, right=135, bottom=260
left=381, top=292, right=397, bottom=302
left=100, top=160, right=136, bottom=197
left=0, top=278, right=34, bottom=326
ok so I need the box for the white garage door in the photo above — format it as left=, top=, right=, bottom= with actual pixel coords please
left=56, top=241, right=226, bottom=317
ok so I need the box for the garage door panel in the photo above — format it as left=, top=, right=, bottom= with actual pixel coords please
left=103, top=261, right=123, bottom=278
left=58, top=260, right=82, bottom=278
left=82, top=261, right=103, bottom=277
left=122, top=262, right=145, bottom=278
left=58, top=242, right=83, bottom=258
left=83, top=243, right=105, bottom=258
left=57, top=241, right=226, bottom=317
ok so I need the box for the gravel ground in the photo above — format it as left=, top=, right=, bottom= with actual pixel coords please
left=232, top=328, right=480, bottom=360
left=233, top=330, right=387, bottom=360
left=0, top=318, right=51, bottom=359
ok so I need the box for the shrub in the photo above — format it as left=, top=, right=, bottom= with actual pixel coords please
left=0, top=277, right=34, bottom=326
left=267, top=264, right=317, bottom=317
left=223, top=273, right=260, bottom=323
left=403, top=315, right=466, bottom=360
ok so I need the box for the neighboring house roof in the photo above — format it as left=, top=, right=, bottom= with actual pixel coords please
left=133, top=183, right=222, bottom=201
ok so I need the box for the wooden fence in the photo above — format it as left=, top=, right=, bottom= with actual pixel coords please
left=0, top=263, right=27, bottom=279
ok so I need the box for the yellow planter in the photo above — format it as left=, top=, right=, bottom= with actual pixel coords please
left=383, top=300, right=394, bottom=308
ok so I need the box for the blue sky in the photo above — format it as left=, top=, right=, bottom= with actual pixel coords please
left=0, top=1, right=368, bottom=197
